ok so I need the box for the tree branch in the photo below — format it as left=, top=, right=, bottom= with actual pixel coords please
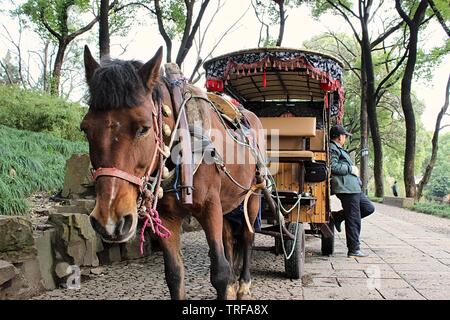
left=39, top=10, right=62, bottom=41
left=395, top=0, right=412, bottom=26
left=371, top=20, right=404, bottom=49
left=427, top=0, right=450, bottom=37
left=326, top=0, right=361, bottom=43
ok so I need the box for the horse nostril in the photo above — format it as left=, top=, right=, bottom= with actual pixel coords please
left=117, top=215, right=133, bottom=236
left=90, top=216, right=107, bottom=237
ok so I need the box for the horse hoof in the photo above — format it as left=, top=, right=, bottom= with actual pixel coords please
left=237, top=292, right=253, bottom=300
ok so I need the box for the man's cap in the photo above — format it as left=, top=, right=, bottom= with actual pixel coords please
left=330, top=125, right=352, bottom=138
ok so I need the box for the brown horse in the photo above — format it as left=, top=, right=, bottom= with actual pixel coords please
left=81, top=46, right=266, bottom=300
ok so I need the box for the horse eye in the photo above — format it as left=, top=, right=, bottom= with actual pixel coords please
left=137, top=126, right=151, bottom=137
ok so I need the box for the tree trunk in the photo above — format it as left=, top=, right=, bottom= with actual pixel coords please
left=396, top=0, right=428, bottom=198
left=175, top=0, right=211, bottom=66
left=416, top=74, right=450, bottom=200
left=43, top=41, right=49, bottom=92
left=50, top=39, right=68, bottom=95
left=99, top=0, right=111, bottom=59
left=276, top=0, right=285, bottom=47
left=361, top=11, right=384, bottom=197
left=154, top=0, right=173, bottom=63
left=359, top=65, right=369, bottom=195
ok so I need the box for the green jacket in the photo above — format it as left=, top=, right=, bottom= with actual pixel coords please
left=329, top=141, right=361, bottom=194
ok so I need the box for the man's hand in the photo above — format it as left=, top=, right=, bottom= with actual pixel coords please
left=350, top=165, right=359, bottom=177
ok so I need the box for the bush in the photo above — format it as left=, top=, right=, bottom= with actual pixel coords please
left=369, top=196, right=383, bottom=203
left=411, top=201, right=450, bottom=219
left=0, top=125, right=87, bottom=215
left=0, top=85, right=87, bottom=141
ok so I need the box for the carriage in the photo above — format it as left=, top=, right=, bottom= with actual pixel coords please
left=203, top=47, right=345, bottom=279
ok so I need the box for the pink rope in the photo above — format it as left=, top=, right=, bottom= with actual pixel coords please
left=139, top=208, right=172, bottom=255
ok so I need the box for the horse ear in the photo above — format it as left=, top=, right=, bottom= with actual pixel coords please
left=84, top=45, right=100, bottom=83
left=139, top=46, right=163, bottom=90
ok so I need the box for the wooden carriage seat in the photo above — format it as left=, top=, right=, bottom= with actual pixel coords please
left=310, top=130, right=326, bottom=151
left=260, top=117, right=316, bottom=161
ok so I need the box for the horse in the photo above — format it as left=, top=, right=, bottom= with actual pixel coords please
left=81, top=45, right=266, bottom=300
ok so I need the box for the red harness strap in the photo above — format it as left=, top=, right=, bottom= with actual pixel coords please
left=91, top=167, right=144, bottom=188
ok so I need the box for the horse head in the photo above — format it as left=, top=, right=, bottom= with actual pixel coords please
left=81, top=45, right=163, bottom=243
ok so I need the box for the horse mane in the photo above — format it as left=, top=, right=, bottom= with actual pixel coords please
left=87, top=59, right=163, bottom=111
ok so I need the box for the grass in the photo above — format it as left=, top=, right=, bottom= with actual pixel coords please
left=0, top=85, right=86, bottom=141
left=411, top=201, right=450, bottom=219
left=0, top=125, right=87, bottom=215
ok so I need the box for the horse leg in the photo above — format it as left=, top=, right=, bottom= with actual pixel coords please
left=237, top=193, right=260, bottom=300
left=223, top=218, right=239, bottom=295
left=158, top=216, right=185, bottom=300
left=199, top=201, right=235, bottom=300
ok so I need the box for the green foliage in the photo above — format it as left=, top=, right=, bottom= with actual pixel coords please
left=0, top=85, right=87, bottom=141
left=19, top=0, right=92, bottom=39
left=423, top=132, right=450, bottom=198
left=0, top=125, right=87, bottom=215
left=411, top=201, right=450, bottom=218
left=309, top=0, right=354, bottom=19
left=368, top=196, right=383, bottom=203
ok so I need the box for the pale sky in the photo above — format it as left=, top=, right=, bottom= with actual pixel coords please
left=1, top=0, right=449, bottom=131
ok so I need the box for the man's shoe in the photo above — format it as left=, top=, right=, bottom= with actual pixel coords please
left=347, top=250, right=369, bottom=258
left=331, top=211, right=343, bottom=233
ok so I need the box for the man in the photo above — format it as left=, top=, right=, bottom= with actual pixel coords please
left=329, top=125, right=375, bottom=258
left=392, top=181, right=399, bottom=197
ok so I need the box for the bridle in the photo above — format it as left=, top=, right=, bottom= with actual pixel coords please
left=89, top=96, right=172, bottom=250
left=90, top=110, right=162, bottom=193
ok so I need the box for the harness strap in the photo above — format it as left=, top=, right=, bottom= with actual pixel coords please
left=243, top=180, right=266, bottom=234
left=92, top=168, right=144, bottom=188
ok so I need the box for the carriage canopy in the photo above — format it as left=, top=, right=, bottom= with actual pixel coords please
left=203, top=47, right=345, bottom=121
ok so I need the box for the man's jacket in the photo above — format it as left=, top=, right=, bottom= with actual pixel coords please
left=329, top=141, right=361, bottom=194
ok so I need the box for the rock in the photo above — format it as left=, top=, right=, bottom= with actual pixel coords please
left=122, top=235, right=151, bottom=260
left=109, top=245, right=122, bottom=263
left=0, top=216, right=37, bottom=263
left=383, top=197, right=415, bottom=208
left=61, top=153, right=95, bottom=199
left=36, top=224, right=54, bottom=231
left=97, top=243, right=122, bottom=264
left=73, top=199, right=96, bottom=213
left=34, top=209, right=50, bottom=215
left=90, top=267, right=105, bottom=275
left=34, top=229, right=56, bottom=290
left=54, top=262, right=71, bottom=278
left=48, top=213, right=102, bottom=267
left=0, top=260, right=16, bottom=286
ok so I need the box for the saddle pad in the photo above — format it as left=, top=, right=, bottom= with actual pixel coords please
left=206, top=92, right=242, bottom=122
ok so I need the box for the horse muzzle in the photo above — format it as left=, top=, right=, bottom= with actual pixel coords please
left=90, top=214, right=136, bottom=243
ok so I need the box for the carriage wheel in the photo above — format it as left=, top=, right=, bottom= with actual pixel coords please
left=274, top=236, right=282, bottom=255
left=284, top=222, right=305, bottom=279
left=321, top=221, right=335, bottom=256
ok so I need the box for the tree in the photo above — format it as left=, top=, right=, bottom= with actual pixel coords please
left=303, top=32, right=426, bottom=197
left=312, top=0, right=406, bottom=197
left=20, top=0, right=99, bottom=95
left=252, top=0, right=306, bottom=47
left=99, top=0, right=111, bottom=59
left=19, top=0, right=128, bottom=95
left=395, top=0, right=429, bottom=198
left=142, top=0, right=211, bottom=66
left=425, top=132, right=450, bottom=199
left=189, top=0, right=249, bottom=83
left=416, top=74, right=450, bottom=200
